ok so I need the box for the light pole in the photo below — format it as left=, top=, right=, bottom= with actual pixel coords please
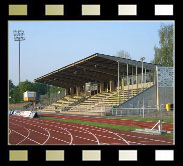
left=140, top=57, right=145, bottom=118
left=13, top=30, right=25, bottom=85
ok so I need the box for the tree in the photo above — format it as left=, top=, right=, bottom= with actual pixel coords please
left=19, top=80, right=35, bottom=100
left=49, top=85, right=64, bottom=94
left=116, top=50, right=131, bottom=59
left=12, top=86, right=21, bottom=103
left=9, top=80, right=15, bottom=93
left=33, top=82, right=48, bottom=97
left=9, top=80, right=15, bottom=103
left=152, top=24, right=174, bottom=66
left=9, top=79, right=64, bottom=104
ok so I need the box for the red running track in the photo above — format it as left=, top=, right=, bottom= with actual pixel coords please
left=39, top=113, right=174, bottom=132
left=9, top=115, right=173, bottom=145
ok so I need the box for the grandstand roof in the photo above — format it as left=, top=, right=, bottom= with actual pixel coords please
left=34, top=53, right=156, bottom=88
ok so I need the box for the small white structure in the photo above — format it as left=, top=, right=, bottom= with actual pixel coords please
left=23, top=91, right=36, bottom=101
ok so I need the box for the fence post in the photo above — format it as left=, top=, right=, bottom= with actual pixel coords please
left=139, top=108, right=141, bottom=117
left=147, top=106, right=149, bottom=115
left=158, top=120, right=162, bottom=132
left=143, top=107, right=144, bottom=118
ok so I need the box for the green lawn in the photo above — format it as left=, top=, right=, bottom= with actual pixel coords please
left=106, top=116, right=173, bottom=123
left=40, top=116, right=173, bottom=138
left=160, top=133, right=173, bottom=139
left=40, top=116, right=142, bottom=131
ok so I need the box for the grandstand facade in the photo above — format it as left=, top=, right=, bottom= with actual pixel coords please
left=35, top=53, right=174, bottom=116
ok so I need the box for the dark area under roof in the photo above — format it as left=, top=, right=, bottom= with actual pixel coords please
left=34, top=53, right=156, bottom=88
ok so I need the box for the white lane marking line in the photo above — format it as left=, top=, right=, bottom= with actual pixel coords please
left=17, top=128, right=30, bottom=145
left=13, top=118, right=50, bottom=145
left=79, top=126, right=171, bottom=143
left=100, top=143, right=110, bottom=145
left=13, top=118, right=94, bottom=144
left=128, top=141, right=144, bottom=145
left=67, top=116, right=173, bottom=131
left=18, top=117, right=99, bottom=145
left=58, top=126, right=73, bottom=145
left=11, top=117, right=73, bottom=143
left=101, top=129, right=129, bottom=145
left=10, top=122, right=31, bottom=145
left=29, top=128, right=70, bottom=144
left=32, top=118, right=130, bottom=144
left=38, top=118, right=128, bottom=145
left=12, top=120, right=70, bottom=144
left=42, top=128, right=50, bottom=145
left=79, top=126, right=100, bottom=145
left=119, top=133, right=172, bottom=144
left=39, top=119, right=99, bottom=144
left=12, top=116, right=171, bottom=144
left=11, top=129, right=42, bottom=145
left=10, top=116, right=172, bottom=144
left=81, top=124, right=173, bottom=144
left=56, top=121, right=129, bottom=145
left=80, top=124, right=173, bottom=144
left=11, top=119, right=70, bottom=144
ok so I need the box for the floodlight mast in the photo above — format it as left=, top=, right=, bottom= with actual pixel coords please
left=13, top=30, right=25, bottom=86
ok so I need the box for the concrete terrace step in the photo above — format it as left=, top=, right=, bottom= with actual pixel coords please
left=43, top=83, right=154, bottom=114
left=59, top=111, right=105, bottom=116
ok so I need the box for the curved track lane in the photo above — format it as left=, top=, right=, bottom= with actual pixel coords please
left=9, top=115, right=173, bottom=145
left=40, top=113, right=173, bottom=132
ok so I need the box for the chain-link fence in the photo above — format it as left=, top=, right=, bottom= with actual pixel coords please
left=110, top=106, right=173, bottom=119
left=40, top=91, right=65, bottom=107
left=39, top=104, right=173, bottom=120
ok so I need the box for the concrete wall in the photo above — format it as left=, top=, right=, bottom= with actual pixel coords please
left=119, top=85, right=173, bottom=109
left=159, top=87, right=174, bottom=106
left=123, top=82, right=154, bottom=90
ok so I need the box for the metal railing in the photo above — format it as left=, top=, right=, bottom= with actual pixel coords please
left=40, top=91, right=65, bottom=105
left=110, top=107, right=173, bottom=119
left=40, top=104, right=173, bottom=119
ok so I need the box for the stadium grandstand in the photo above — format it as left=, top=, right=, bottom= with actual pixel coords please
left=34, top=53, right=174, bottom=117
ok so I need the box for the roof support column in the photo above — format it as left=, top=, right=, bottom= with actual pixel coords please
left=109, top=80, right=115, bottom=92
left=156, top=66, right=160, bottom=112
left=70, top=87, right=74, bottom=95
left=65, top=88, right=69, bottom=96
left=132, top=66, right=134, bottom=96
left=106, top=82, right=109, bottom=92
left=136, top=65, right=138, bottom=91
left=100, top=82, right=104, bottom=93
left=145, top=68, right=147, bottom=85
left=127, top=64, right=129, bottom=99
left=117, top=61, right=120, bottom=105
left=121, top=78, right=124, bottom=90
left=76, top=86, right=80, bottom=96
left=153, top=70, right=156, bottom=85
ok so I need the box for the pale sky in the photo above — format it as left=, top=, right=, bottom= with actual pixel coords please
left=9, top=21, right=174, bottom=86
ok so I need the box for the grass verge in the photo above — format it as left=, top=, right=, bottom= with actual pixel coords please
left=160, top=133, right=173, bottom=139
left=106, top=116, right=173, bottom=123
left=40, top=116, right=173, bottom=139
left=40, top=116, right=142, bottom=131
